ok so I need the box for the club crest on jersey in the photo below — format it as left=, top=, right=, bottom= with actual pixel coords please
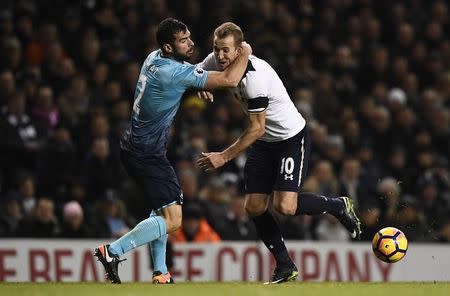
left=194, top=67, right=205, bottom=77
left=148, top=64, right=158, bottom=74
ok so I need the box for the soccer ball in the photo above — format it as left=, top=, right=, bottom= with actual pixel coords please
left=372, top=227, right=408, bottom=263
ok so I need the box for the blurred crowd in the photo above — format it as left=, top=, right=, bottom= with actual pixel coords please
left=0, top=0, right=449, bottom=243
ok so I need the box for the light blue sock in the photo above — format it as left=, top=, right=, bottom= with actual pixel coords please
left=109, top=215, right=166, bottom=256
left=149, top=211, right=168, bottom=274
left=150, top=235, right=168, bottom=274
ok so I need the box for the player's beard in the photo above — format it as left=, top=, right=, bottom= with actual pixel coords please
left=173, top=47, right=193, bottom=62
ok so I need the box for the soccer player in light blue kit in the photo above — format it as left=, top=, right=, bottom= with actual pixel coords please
left=94, top=18, right=252, bottom=284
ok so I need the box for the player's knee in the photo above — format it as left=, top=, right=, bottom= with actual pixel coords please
left=172, top=217, right=182, bottom=231
left=274, top=201, right=296, bottom=216
left=244, top=200, right=266, bottom=217
left=165, top=215, right=182, bottom=233
left=161, top=204, right=182, bottom=233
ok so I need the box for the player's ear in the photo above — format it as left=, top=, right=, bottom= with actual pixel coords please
left=162, top=43, right=173, bottom=54
left=236, top=40, right=242, bottom=49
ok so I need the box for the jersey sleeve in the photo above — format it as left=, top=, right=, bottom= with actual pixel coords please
left=243, top=71, right=269, bottom=113
left=171, top=63, right=209, bottom=89
left=197, top=53, right=218, bottom=71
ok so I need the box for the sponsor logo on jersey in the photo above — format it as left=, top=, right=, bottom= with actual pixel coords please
left=194, top=67, right=205, bottom=77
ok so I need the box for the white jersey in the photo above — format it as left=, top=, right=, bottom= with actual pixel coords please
left=199, top=53, right=305, bottom=142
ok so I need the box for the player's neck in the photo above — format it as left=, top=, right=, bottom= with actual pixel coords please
left=160, top=50, right=185, bottom=63
left=160, top=50, right=171, bottom=59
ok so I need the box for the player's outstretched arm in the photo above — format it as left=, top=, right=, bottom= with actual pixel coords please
left=203, top=42, right=252, bottom=89
left=197, top=111, right=265, bottom=171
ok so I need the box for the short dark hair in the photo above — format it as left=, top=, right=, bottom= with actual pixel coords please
left=156, top=18, right=187, bottom=48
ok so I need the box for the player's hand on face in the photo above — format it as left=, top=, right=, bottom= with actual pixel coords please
left=240, top=41, right=252, bottom=56
left=197, top=90, right=214, bottom=102
left=197, top=152, right=227, bottom=171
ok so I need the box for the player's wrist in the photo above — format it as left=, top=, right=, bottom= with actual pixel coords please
left=220, top=151, right=232, bottom=163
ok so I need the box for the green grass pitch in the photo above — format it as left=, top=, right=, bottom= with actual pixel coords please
left=1, top=282, right=449, bottom=296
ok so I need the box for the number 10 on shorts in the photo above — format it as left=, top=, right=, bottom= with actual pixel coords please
left=280, top=157, right=294, bottom=180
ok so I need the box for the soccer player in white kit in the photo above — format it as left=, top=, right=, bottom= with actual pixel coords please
left=197, top=22, right=361, bottom=283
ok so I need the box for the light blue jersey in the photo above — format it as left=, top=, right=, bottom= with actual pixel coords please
left=121, top=49, right=208, bottom=157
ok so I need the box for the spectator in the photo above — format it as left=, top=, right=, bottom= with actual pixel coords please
left=57, top=74, right=90, bottom=129
left=428, top=157, right=450, bottom=195
left=16, top=197, right=60, bottom=237
left=0, top=92, right=43, bottom=179
left=338, top=157, right=365, bottom=211
left=0, top=191, right=23, bottom=236
left=416, top=178, right=449, bottom=234
left=342, top=119, right=361, bottom=154
left=201, top=177, right=230, bottom=231
left=311, top=160, right=339, bottom=198
left=382, top=146, right=412, bottom=192
left=392, top=106, right=417, bottom=149
left=359, top=202, right=382, bottom=241
left=36, top=125, right=77, bottom=196
left=66, top=177, right=89, bottom=211
left=82, top=137, right=123, bottom=200
left=216, top=194, right=258, bottom=241
left=90, top=63, right=109, bottom=100
left=316, top=215, right=350, bottom=241
left=92, top=189, right=134, bottom=238
left=376, top=177, right=402, bottom=223
left=31, top=86, right=59, bottom=134
left=16, top=172, right=37, bottom=217
left=0, top=70, right=16, bottom=106
left=393, top=195, right=428, bottom=241
left=60, top=201, right=92, bottom=238
left=323, top=135, right=345, bottom=171
left=2, top=37, right=22, bottom=72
